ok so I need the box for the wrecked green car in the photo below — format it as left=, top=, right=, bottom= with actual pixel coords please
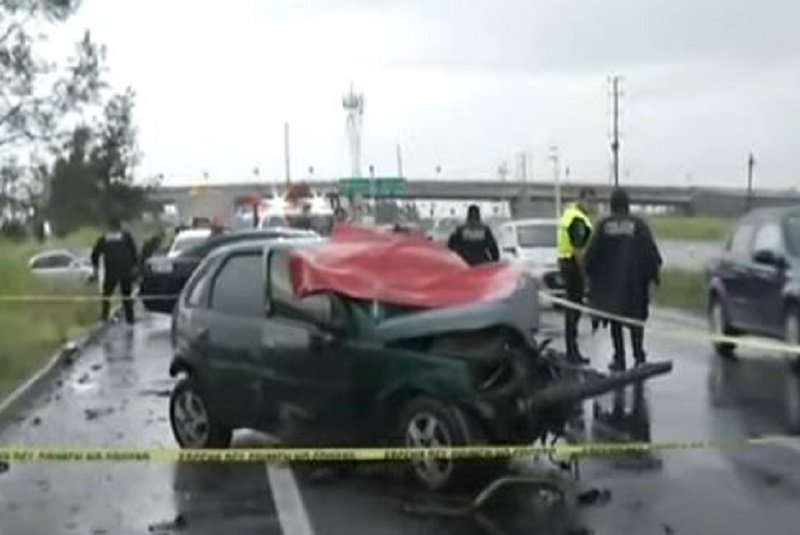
left=168, top=229, right=671, bottom=491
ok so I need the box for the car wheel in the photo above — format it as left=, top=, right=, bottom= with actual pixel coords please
left=397, top=397, right=502, bottom=492
left=169, top=377, right=232, bottom=448
left=708, top=297, right=736, bottom=358
left=782, top=307, right=800, bottom=432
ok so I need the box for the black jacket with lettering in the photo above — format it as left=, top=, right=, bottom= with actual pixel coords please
left=91, top=230, right=139, bottom=277
left=583, top=214, right=662, bottom=321
left=447, top=223, right=500, bottom=266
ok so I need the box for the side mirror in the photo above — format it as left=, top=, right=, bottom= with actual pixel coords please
left=503, top=246, right=517, bottom=256
left=753, top=249, right=787, bottom=269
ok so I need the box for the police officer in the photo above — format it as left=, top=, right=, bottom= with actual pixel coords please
left=91, top=218, right=139, bottom=325
left=583, top=187, right=662, bottom=371
left=557, top=188, right=596, bottom=364
left=447, top=205, right=500, bottom=266
left=139, top=229, right=165, bottom=272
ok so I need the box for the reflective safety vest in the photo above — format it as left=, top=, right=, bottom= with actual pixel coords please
left=557, top=203, right=593, bottom=259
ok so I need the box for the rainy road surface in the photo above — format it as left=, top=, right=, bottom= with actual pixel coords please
left=3, top=311, right=800, bottom=534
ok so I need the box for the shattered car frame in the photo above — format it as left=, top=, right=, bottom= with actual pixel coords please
left=168, top=231, right=672, bottom=492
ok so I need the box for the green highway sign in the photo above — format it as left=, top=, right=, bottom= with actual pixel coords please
left=339, top=177, right=406, bottom=197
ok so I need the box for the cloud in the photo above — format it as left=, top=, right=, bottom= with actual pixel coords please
left=39, top=0, right=800, bottom=187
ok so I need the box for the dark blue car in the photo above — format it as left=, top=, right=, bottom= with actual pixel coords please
left=705, top=206, right=800, bottom=358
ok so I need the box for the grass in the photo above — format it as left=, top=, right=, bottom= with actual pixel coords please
left=653, top=267, right=706, bottom=314
left=645, top=215, right=733, bottom=242
left=0, top=228, right=103, bottom=401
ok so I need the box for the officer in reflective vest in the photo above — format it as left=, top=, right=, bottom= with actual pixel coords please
left=556, top=188, right=596, bottom=364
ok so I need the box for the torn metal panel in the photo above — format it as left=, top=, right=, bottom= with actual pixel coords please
left=373, top=275, right=541, bottom=344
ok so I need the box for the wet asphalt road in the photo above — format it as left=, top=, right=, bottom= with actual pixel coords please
left=3, top=310, right=800, bottom=534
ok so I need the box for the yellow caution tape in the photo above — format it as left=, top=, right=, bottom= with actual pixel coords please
left=539, top=290, right=800, bottom=355
left=0, top=294, right=180, bottom=302
left=0, top=437, right=788, bottom=463
left=0, top=289, right=797, bottom=354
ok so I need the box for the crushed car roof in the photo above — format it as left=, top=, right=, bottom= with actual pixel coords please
left=288, top=223, right=524, bottom=309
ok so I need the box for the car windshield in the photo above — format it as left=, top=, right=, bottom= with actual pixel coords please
left=171, top=235, right=209, bottom=255
left=516, top=224, right=556, bottom=248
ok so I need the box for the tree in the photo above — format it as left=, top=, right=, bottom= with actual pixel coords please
left=46, top=89, right=153, bottom=235
left=0, top=0, right=106, bottom=152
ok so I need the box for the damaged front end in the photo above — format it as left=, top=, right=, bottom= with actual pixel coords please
left=373, top=274, right=673, bottom=446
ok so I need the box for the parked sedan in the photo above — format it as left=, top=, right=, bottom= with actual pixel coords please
left=29, top=249, right=94, bottom=288
left=496, top=218, right=565, bottom=301
left=168, top=232, right=671, bottom=491
left=140, top=228, right=319, bottom=314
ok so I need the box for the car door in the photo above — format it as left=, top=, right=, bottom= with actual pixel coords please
left=721, top=222, right=757, bottom=328
left=747, top=220, right=788, bottom=336
left=263, top=247, right=355, bottom=445
left=204, top=249, right=274, bottom=428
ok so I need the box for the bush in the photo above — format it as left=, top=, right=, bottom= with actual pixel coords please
left=0, top=236, right=98, bottom=400
left=653, top=268, right=705, bottom=314
left=646, top=215, right=733, bottom=242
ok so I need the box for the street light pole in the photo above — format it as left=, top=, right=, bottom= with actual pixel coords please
left=284, top=122, right=291, bottom=188
left=746, top=152, right=755, bottom=211
left=549, top=146, right=562, bottom=218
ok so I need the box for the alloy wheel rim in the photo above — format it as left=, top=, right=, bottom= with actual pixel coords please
left=173, top=389, right=210, bottom=447
left=405, top=412, right=454, bottom=487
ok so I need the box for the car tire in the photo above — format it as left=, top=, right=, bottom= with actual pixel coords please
left=397, top=397, right=503, bottom=492
left=169, top=376, right=232, bottom=449
left=782, top=306, right=800, bottom=433
left=708, top=297, right=736, bottom=358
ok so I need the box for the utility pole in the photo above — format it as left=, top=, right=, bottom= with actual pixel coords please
left=396, top=143, right=403, bottom=177
left=610, top=75, right=622, bottom=187
left=283, top=122, right=291, bottom=187
left=746, top=152, right=755, bottom=211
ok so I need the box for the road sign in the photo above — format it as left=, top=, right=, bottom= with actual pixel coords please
left=339, top=177, right=406, bottom=197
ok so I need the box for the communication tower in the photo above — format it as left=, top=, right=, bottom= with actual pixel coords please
left=343, top=83, right=364, bottom=178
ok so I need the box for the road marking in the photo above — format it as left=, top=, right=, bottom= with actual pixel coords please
left=266, top=464, right=315, bottom=535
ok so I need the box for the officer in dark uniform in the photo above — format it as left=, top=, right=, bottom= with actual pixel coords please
left=447, top=205, right=500, bottom=266
left=91, top=218, right=139, bottom=325
left=584, top=187, right=662, bottom=371
left=139, top=229, right=165, bottom=272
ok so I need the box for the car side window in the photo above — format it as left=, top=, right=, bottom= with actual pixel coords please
left=728, top=223, right=755, bottom=257
left=268, top=249, right=331, bottom=325
left=752, top=222, right=783, bottom=254
left=184, top=257, right=219, bottom=309
left=30, top=255, right=52, bottom=269
left=32, top=254, right=71, bottom=269
left=51, top=254, right=74, bottom=268
left=209, top=253, right=265, bottom=317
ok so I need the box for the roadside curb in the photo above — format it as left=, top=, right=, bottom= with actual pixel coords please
left=0, top=307, right=122, bottom=432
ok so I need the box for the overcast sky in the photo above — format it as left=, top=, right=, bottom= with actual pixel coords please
left=49, top=0, right=800, bottom=188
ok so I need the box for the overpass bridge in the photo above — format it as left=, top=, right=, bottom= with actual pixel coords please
left=153, top=179, right=800, bottom=219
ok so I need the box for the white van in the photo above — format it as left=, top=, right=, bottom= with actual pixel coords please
left=496, top=218, right=565, bottom=301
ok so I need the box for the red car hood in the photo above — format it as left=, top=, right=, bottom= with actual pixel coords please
left=288, top=223, right=522, bottom=309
